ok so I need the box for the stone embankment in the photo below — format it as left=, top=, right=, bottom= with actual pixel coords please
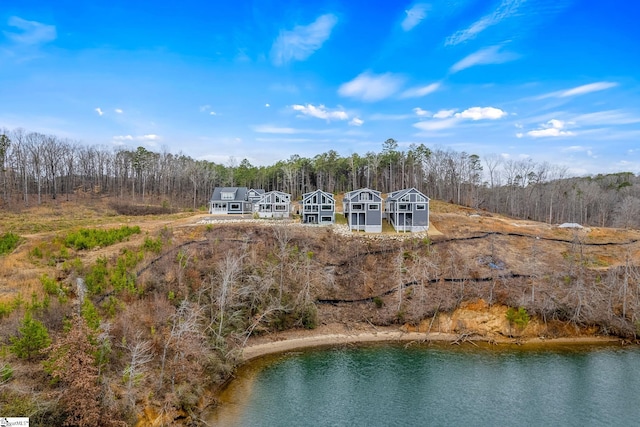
left=197, top=217, right=432, bottom=241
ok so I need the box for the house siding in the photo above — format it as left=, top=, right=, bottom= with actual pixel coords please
left=302, top=190, right=335, bottom=224
left=385, top=188, right=430, bottom=232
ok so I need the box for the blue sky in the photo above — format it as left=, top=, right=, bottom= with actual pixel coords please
left=1, top=0, right=639, bottom=175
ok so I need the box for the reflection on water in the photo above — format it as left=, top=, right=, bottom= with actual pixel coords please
left=208, top=343, right=640, bottom=427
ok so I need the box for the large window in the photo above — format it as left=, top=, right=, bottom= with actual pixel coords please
left=322, top=205, right=333, bottom=210
left=221, top=192, right=234, bottom=200
left=399, top=204, right=409, bottom=211
left=230, top=203, right=240, bottom=210
left=416, top=204, right=426, bottom=210
left=369, top=204, right=379, bottom=210
left=321, top=216, right=332, bottom=222
left=352, top=204, right=364, bottom=210
left=275, top=205, right=287, bottom=211
left=416, top=195, right=426, bottom=203
left=359, top=192, right=371, bottom=201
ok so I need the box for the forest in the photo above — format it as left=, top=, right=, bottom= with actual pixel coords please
left=1, top=127, right=639, bottom=228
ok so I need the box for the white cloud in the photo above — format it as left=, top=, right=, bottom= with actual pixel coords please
left=401, top=3, right=430, bottom=31
left=571, top=109, right=640, bottom=126
left=292, top=104, right=349, bottom=121
left=526, top=119, right=575, bottom=138
left=537, top=81, right=619, bottom=99
left=338, top=72, right=405, bottom=102
left=113, top=134, right=159, bottom=142
left=560, top=82, right=618, bottom=97
left=199, top=104, right=211, bottom=112
left=456, top=106, right=507, bottom=120
left=413, top=107, right=431, bottom=117
left=265, top=103, right=270, bottom=107
left=253, top=125, right=297, bottom=134
left=270, top=14, right=338, bottom=66
left=414, top=117, right=460, bottom=131
left=349, top=117, right=364, bottom=126
left=4, top=16, right=56, bottom=45
left=413, top=106, right=507, bottom=131
left=95, top=108, right=104, bottom=116
left=210, top=111, right=217, bottom=116
left=450, top=45, right=519, bottom=73
left=114, top=108, right=123, bottom=114
left=516, top=132, right=524, bottom=138
left=433, top=109, right=456, bottom=119
left=400, top=82, right=440, bottom=98
left=445, top=0, right=524, bottom=45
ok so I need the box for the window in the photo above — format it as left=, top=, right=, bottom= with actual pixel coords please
left=416, top=204, right=426, bottom=210
left=400, top=195, right=409, bottom=202
left=368, top=204, right=379, bottom=210
left=352, top=204, right=364, bottom=210
left=322, top=205, right=332, bottom=210
left=221, top=192, right=234, bottom=200
left=359, top=192, right=371, bottom=201
left=275, top=205, right=287, bottom=211
left=399, top=204, right=409, bottom=211
left=321, top=216, right=332, bottom=222
left=230, top=203, right=240, bottom=210
left=416, top=195, right=426, bottom=203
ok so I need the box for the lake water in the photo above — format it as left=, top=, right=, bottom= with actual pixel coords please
left=209, top=343, right=640, bottom=426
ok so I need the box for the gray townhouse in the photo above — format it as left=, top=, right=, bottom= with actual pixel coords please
left=256, top=190, right=291, bottom=218
left=385, top=187, right=430, bottom=232
left=209, top=187, right=254, bottom=214
left=343, top=188, right=383, bottom=233
left=301, top=189, right=335, bottom=224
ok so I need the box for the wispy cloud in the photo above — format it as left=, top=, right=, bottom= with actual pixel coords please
left=400, top=82, right=440, bottom=98
left=114, top=108, right=123, bottom=114
left=252, top=125, right=297, bottom=134
left=571, top=109, right=640, bottom=126
left=445, top=0, right=524, bottom=45
left=95, top=108, right=104, bottom=116
left=4, top=16, right=56, bottom=45
left=292, top=104, right=349, bottom=121
left=349, top=117, right=364, bottom=126
left=401, top=3, right=430, bottom=31
left=526, top=119, right=575, bottom=138
left=537, top=81, right=619, bottom=99
left=450, top=45, right=519, bottom=73
left=413, top=108, right=431, bottom=117
left=338, top=72, right=405, bottom=102
left=270, top=14, right=338, bottom=66
left=433, top=109, right=456, bottom=119
left=113, top=134, right=161, bottom=146
left=414, top=106, right=507, bottom=131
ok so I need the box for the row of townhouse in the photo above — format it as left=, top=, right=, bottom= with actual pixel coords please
left=342, top=187, right=429, bottom=233
left=209, top=187, right=429, bottom=232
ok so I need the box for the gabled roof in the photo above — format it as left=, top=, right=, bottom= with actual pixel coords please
left=302, top=189, right=335, bottom=203
left=386, top=187, right=430, bottom=201
left=258, top=190, right=291, bottom=203
left=210, top=187, right=249, bottom=202
left=344, top=188, right=382, bottom=202
left=247, top=188, right=265, bottom=195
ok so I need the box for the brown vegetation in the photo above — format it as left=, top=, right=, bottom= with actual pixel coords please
left=1, top=197, right=639, bottom=426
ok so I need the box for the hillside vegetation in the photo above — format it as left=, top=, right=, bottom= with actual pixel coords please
left=0, top=198, right=639, bottom=426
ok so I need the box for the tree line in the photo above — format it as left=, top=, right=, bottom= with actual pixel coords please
left=1, top=127, right=639, bottom=227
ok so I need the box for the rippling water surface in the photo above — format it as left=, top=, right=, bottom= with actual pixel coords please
left=209, top=343, right=640, bottom=426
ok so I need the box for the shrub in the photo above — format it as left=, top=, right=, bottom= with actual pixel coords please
left=373, top=296, right=384, bottom=308
left=64, top=226, right=141, bottom=250
left=0, top=232, right=20, bottom=255
left=10, top=312, right=51, bottom=360
left=506, top=307, right=530, bottom=330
